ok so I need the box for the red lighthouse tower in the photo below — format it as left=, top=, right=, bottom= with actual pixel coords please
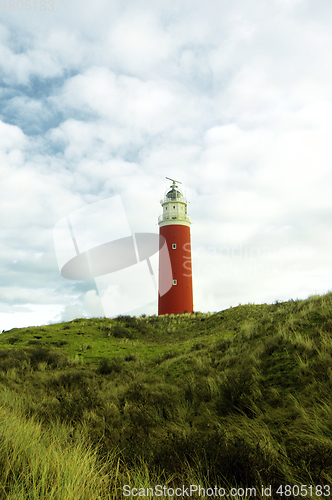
left=158, top=178, right=193, bottom=315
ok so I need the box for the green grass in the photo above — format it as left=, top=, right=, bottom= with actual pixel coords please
left=1, top=294, right=332, bottom=497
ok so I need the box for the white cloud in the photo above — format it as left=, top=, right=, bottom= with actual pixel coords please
left=83, top=290, right=104, bottom=317
left=107, top=11, right=172, bottom=75
left=57, top=67, right=206, bottom=136
left=0, top=44, right=62, bottom=85
left=0, top=303, right=63, bottom=331
left=0, top=120, right=27, bottom=152
left=57, top=304, right=85, bottom=323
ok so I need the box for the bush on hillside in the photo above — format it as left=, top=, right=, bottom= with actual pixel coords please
left=0, top=349, right=29, bottom=372
left=28, top=347, right=68, bottom=369
left=97, top=357, right=123, bottom=375
left=111, top=325, right=133, bottom=339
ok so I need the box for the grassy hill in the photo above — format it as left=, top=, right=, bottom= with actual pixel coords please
left=1, top=293, right=332, bottom=498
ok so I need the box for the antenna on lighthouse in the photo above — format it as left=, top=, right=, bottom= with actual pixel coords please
left=166, top=177, right=182, bottom=187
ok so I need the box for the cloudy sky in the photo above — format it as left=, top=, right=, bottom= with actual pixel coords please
left=1, top=0, right=332, bottom=331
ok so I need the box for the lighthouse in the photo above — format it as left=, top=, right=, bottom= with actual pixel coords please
left=158, top=178, right=193, bottom=315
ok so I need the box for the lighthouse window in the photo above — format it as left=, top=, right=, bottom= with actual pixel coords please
left=173, top=206, right=175, bottom=208
left=172, top=244, right=176, bottom=249
left=173, top=280, right=177, bottom=285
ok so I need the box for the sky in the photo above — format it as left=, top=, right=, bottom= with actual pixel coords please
left=1, top=0, right=332, bottom=331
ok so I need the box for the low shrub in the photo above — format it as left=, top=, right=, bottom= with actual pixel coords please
left=124, top=353, right=136, bottom=362
left=111, top=325, right=133, bottom=339
left=0, top=349, right=29, bottom=372
left=28, top=347, right=68, bottom=370
left=215, top=366, right=258, bottom=418
left=6, top=336, right=20, bottom=345
left=27, top=339, right=42, bottom=345
left=155, top=351, right=177, bottom=364
left=50, top=371, right=87, bottom=390
left=97, top=357, right=123, bottom=375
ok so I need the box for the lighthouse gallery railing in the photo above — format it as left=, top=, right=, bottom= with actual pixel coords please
left=158, top=214, right=190, bottom=223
